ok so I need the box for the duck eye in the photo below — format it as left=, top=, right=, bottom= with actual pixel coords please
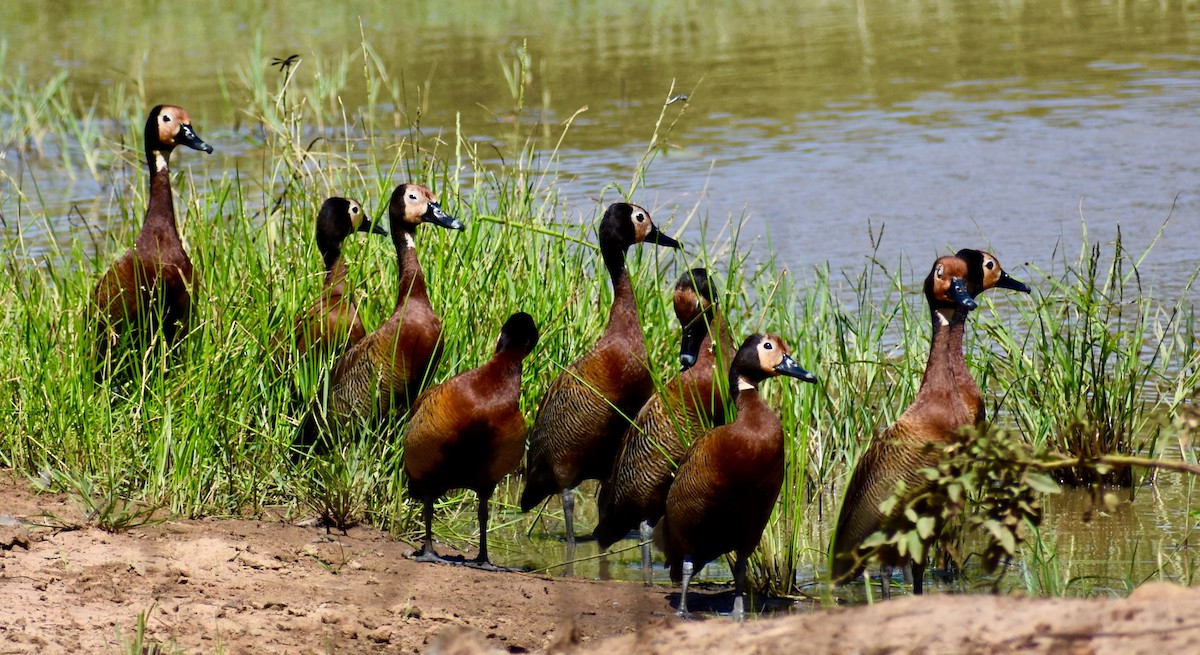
left=634, top=213, right=645, bottom=222
left=162, top=115, right=171, bottom=123
left=986, top=261, right=995, bottom=270
left=763, top=342, right=773, bottom=350
left=936, top=264, right=944, bottom=278
left=407, top=194, right=418, bottom=201
left=351, top=206, right=360, bottom=214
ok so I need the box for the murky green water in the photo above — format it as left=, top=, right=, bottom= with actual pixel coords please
left=485, top=473, right=1200, bottom=606
left=2, top=0, right=1198, bottom=292
left=2, top=0, right=1199, bottom=600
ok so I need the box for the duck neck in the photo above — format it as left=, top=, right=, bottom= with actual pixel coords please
left=919, top=307, right=959, bottom=388
left=710, top=311, right=736, bottom=373
left=322, top=248, right=348, bottom=297
left=728, top=375, right=779, bottom=439
left=135, top=146, right=181, bottom=253
left=491, top=349, right=528, bottom=383
left=733, top=383, right=759, bottom=412
left=602, top=238, right=641, bottom=339
left=950, top=305, right=984, bottom=424
left=393, top=225, right=428, bottom=311
left=912, top=306, right=974, bottom=427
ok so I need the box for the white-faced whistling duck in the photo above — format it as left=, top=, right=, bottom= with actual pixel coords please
left=402, top=312, right=539, bottom=570
left=286, top=197, right=387, bottom=359
left=830, top=255, right=980, bottom=598
left=303, top=183, right=462, bottom=446
left=593, top=268, right=736, bottom=580
left=92, top=105, right=213, bottom=378
left=654, top=333, right=816, bottom=620
left=519, top=202, right=681, bottom=546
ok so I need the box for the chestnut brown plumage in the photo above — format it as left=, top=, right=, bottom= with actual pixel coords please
left=92, top=105, right=213, bottom=378
left=285, top=197, right=386, bottom=359
left=829, top=255, right=979, bottom=597
left=593, top=268, right=735, bottom=573
left=654, top=333, right=816, bottom=620
left=403, top=312, right=539, bottom=570
left=301, top=183, right=462, bottom=448
left=518, top=202, right=681, bottom=545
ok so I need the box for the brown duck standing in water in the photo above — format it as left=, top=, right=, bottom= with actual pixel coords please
left=93, top=105, right=213, bottom=378
left=402, top=312, right=539, bottom=570
left=829, top=255, right=980, bottom=598
left=519, top=202, right=680, bottom=546
left=287, top=196, right=387, bottom=359
left=593, top=268, right=735, bottom=579
left=655, top=333, right=817, bottom=621
left=301, top=183, right=462, bottom=449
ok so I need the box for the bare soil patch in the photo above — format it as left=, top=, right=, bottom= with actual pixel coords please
left=2, top=473, right=1198, bottom=654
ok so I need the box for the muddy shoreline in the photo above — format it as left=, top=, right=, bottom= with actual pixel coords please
left=2, top=474, right=1197, bottom=654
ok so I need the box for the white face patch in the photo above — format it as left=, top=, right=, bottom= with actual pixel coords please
left=403, top=232, right=415, bottom=249
left=737, top=376, right=755, bottom=392
left=935, top=307, right=954, bottom=326
left=154, top=152, right=168, bottom=172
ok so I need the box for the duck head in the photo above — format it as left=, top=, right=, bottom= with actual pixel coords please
left=955, top=248, right=1031, bottom=297
left=387, top=183, right=464, bottom=234
left=495, top=312, right=540, bottom=357
left=146, top=105, right=213, bottom=155
left=925, top=256, right=977, bottom=322
left=315, top=197, right=386, bottom=267
left=674, top=268, right=717, bottom=371
left=730, top=333, right=817, bottom=391
left=598, top=203, right=681, bottom=251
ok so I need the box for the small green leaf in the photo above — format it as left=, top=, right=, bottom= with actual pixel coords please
left=916, top=516, right=936, bottom=539
left=907, top=532, right=924, bottom=563
left=878, top=496, right=898, bottom=515
left=861, top=532, right=886, bottom=548
left=984, top=519, right=1017, bottom=555
left=1023, top=472, right=1062, bottom=494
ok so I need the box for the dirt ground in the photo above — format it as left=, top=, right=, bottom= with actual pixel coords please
left=3, top=473, right=1200, bottom=655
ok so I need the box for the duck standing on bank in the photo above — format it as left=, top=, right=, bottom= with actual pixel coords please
left=519, top=202, right=680, bottom=546
left=403, top=312, right=539, bottom=570
left=655, top=333, right=817, bottom=620
left=93, top=105, right=213, bottom=379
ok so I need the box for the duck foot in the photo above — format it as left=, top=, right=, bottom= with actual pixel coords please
left=411, top=548, right=454, bottom=565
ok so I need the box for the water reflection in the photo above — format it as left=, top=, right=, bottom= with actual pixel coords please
left=483, top=472, right=1199, bottom=605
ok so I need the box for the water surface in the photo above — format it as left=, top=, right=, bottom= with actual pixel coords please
left=1, top=0, right=1197, bottom=293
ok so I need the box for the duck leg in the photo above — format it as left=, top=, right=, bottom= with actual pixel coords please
left=678, top=559, right=695, bottom=618
left=413, top=497, right=450, bottom=564
left=912, top=560, right=925, bottom=595
left=731, top=554, right=747, bottom=623
left=561, top=490, right=577, bottom=576
left=880, top=566, right=892, bottom=600
left=562, top=489, right=576, bottom=545
left=639, top=520, right=653, bottom=585
left=467, top=491, right=505, bottom=572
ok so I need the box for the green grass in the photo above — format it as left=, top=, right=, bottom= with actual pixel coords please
left=1, top=36, right=1198, bottom=603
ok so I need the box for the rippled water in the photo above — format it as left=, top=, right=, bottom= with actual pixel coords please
left=2, top=0, right=1197, bottom=293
